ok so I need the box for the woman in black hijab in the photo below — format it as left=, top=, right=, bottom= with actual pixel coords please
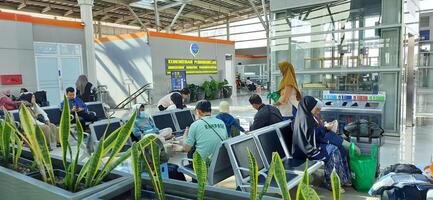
left=292, top=96, right=351, bottom=190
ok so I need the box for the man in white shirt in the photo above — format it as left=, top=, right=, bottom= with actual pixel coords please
left=157, top=88, right=190, bottom=111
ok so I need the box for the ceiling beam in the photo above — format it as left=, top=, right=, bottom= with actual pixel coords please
left=222, top=0, right=244, bottom=7
left=93, top=4, right=123, bottom=16
left=41, top=5, right=51, bottom=13
left=166, top=3, right=186, bottom=32
left=188, top=0, right=231, bottom=14
left=64, top=9, right=73, bottom=16
left=17, top=2, right=26, bottom=9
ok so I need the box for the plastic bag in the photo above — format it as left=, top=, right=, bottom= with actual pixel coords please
left=349, top=143, right=378, bottom=192
left=267, top=91, right=280, bottom=103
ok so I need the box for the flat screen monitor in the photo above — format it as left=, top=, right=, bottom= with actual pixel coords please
left=152, top=113, right=176, bottom=131
left=175, top=110, right=195, bottom=130
left=91, top=120, right=121, bottom=140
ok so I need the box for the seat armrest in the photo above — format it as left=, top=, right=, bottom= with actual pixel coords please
left=238, top=167, right=268, bottom=178
left=180, top=158, right=193, bottom=167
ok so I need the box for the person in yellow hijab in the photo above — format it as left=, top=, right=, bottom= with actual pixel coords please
left=274, top=61, right=302, bottom=119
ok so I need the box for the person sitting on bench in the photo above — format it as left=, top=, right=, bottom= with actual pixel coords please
left=216, top=101, right=245, bottom=137
left=131, top=104, right=159, bottom=142
left=292, top=96, right=352, bottom=190
left=60, top=87, right=98, bottom=127
left=174, top=100, right=228, bottom=160
left=157, top=88, right=190, bottom=111
left=249, top=94, right=283, bottom=131
left=21, top=93, right=58, bottom=150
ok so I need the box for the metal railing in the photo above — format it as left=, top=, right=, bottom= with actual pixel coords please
left=113, top=83, right=152, bottom=109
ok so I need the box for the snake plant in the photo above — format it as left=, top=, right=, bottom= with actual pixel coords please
left=14, top=95, right=145, bottom=192
left=331, top=169, right=341, bottom=200
left=296, top=160, right=310, bottom=200
left=193, top=152, right=207, bottom=200
left=247, top=149, right=258, bottom=200
left=0, top=110, right=23, bottom=170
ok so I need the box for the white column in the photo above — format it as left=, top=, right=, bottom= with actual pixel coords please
left=78, top=0, right=97, bottom=85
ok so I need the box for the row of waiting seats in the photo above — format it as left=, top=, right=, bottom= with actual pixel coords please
left=178, top=120, right=324, bottom=193
left=7, top=102, right=108, bottom=126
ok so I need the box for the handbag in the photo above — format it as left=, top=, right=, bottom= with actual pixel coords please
left=344, top=119, right=384, bottom=139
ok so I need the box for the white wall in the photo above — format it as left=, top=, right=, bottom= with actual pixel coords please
left=0, top=20, right=37, bottom=95
left=148, top=35, right=235, bottom=102
left=0, top=15, right=85, bottom=99
left=95, top=35, right=153, bottom=107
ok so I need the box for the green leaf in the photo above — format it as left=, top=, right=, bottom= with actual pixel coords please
left=149, top=138, right=165, bottom=200
left=96, top=135, right=155, bottom=184
left=296, top=160, right=310, bottom=200
left=131, top=144, right=142, bottom=200
left=331, top=168, right=341, bottom=200
left=67, top=113, right=84, bottom=191
left=74, top=161, right=90, bottom=191
left=19, top=105, right=52, bottom=183
left=59, top=95, right=71, bottom=172
left=272, top=153, right=291, bottom=200
left=1, top=118, right=11, bottom=163
left=95, top=111, right=137, bottom=185
left=259, top=156, right=275, bottom=200
left=300, top=184, right=320, bottom=200
left=13, top=133, right=22, bottom=170
left=247, top=149, right=258, bottom=200
left=85, top=138, right=104, bottom=187
left=193, top=152, right=207, bottom=200
left=35, top=125, right=55, bottom=184
left=141, top=140, right=164, bottom=200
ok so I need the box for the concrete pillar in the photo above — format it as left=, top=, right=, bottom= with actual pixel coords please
left=78, top=0, right=97, bottom=85
left=226, top=19, right=230, bottom=40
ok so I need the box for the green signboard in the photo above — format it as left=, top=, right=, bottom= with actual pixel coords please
left=165, top=58, right=218, bottom=75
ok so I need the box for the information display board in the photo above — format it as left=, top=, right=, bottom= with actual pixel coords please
left=171, top=71, right=187, bottom=91
left=165, top=58, right=217, bottom=75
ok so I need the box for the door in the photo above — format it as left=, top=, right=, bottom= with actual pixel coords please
left=34, top=42, right=83, bottom=106
left=61, top=57, right=82, bottom=91
left=36, top=57, right=62, bottom=106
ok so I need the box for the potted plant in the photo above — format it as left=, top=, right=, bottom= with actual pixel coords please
left=220, top=79, right=233, bottom=98
left=83, top=139, right=279, bottom=200
left=188, top=84, right=198, bottom=102
left=0, top=96, right=152, bottom=200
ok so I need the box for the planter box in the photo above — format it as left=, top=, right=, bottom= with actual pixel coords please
left=84, top=177, right=280, bottom=200
left=0, top=148, right=129, bottom=200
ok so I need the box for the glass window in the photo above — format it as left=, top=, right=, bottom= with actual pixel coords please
left=34, top=42, right=58, bottom=55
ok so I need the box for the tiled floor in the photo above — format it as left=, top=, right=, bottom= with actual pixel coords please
left=52, top=93, right=433, bottom=199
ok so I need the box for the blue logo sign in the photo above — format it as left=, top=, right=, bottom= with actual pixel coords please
left=190, top=43, right=199, bottom=57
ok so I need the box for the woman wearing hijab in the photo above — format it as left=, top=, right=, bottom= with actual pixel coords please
left=292, top=96, right=351, bottom=190
left=75, top=75, right=96, bottom=102
left=130, top=104, right=159, bottom=142
left=274, top=61, right=302, bottom=120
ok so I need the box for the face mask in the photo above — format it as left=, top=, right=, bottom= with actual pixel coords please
left=139, top=111, right=146, bottom=118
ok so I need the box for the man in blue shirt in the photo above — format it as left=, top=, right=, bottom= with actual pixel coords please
left=216, top=101, right=245, bottom=137
left=60, top=87, right=98, bottom=127
left=176, top=100, right=228, bottom=160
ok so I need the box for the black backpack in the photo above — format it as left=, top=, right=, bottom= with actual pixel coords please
left=344, top=119, right=384, bottom=138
